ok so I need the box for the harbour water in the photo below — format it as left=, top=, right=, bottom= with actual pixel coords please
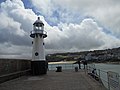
left=95, top=63, right=120, bottom=75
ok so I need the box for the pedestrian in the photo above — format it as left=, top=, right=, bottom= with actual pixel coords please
left=77, top=60, right=81, bottom=69
left=83, top=60, right=87, bottom=69
left=92, top=68, right=97, bottom=75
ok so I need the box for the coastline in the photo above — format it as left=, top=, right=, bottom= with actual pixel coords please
left=48, top=61, right=76, bottom=64
left=106, top=61, right=120, bottom=65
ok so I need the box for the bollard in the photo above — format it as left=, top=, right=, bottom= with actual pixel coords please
left=56, top=66, right=62, bottom=72
left=75, top=67, right=78, bottom=72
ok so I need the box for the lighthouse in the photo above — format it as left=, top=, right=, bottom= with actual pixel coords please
left=30, top=17, right=47, bottom=75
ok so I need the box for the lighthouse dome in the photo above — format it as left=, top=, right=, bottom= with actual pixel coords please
left=33, top=17, right=44, bottom=27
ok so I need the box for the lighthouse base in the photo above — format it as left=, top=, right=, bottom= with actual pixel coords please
left=31, top=61, right=48, bottom=75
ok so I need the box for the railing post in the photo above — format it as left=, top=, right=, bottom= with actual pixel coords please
left=65, top=64, right=66, bottom=70
left=98, top=69, right=100, bottom=81
left=51, top=64, right=52, bottom=70
left=107, top=72, right=110, bottom=90
left=86, top=65, right=88, bottom=74
left=72, top=64, right=73, bottom=69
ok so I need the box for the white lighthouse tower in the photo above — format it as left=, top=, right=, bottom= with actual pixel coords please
left=30, top=17, right=47, bottom=75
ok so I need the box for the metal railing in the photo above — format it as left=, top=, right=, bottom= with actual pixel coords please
left=48, top=63, right=120, bottom=90
left=87, top=64, right=120, bottom=90
left=48, top=63, right=78, bottom=70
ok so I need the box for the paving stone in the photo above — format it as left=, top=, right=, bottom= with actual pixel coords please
left=0, top=70, right=106, bottom=90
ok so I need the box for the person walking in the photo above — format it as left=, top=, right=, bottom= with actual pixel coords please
left=78, top=60, right=81, bottom=69
left=83, top=60, right=87, bottom=69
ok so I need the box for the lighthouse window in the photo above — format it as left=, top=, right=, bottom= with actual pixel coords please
left=35, top=52, right=39, bottom=56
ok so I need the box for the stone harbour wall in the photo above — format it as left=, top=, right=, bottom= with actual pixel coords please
left=0, top=59, right=31, bottom=83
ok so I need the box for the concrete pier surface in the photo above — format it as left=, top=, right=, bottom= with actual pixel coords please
left=0, top=70, right=106, bottom=90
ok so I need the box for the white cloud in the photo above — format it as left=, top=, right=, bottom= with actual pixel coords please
left=31, top=0, right=120, bottom=38
left=45, top=18, right=120, bottom=52
left=31, top=0, right=53, bottom=16
left=0, top=0, right=120, bottom=59
left=0, top=42, right=32, bottom=59
left=0, top=12, right=25, bottom=36
left=0, top=0, right=36, bottom=58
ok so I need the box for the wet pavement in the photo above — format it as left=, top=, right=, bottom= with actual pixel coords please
left=0, top=70, right=106, bottom=90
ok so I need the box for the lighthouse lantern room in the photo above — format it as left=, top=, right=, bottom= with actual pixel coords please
left=30, top=17, right=47, bottom=75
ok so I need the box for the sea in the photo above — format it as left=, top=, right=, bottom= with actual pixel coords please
left=95, top=63, right=120, bottom=75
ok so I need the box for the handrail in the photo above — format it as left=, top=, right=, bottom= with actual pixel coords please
left=48, top=63, right=120, bottom=90
left=87, top=64, right=120, bottom=90
left=48, top=63, right=76, bottom=70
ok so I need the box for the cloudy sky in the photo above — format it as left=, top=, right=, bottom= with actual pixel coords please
left=0, top=0, right=120, bottom=59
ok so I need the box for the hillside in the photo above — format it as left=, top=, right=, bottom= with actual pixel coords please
left=46, top=47, right=120, bottom=63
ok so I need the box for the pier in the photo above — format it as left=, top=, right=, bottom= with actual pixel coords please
left=0, top=70, right=106, bottom=90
